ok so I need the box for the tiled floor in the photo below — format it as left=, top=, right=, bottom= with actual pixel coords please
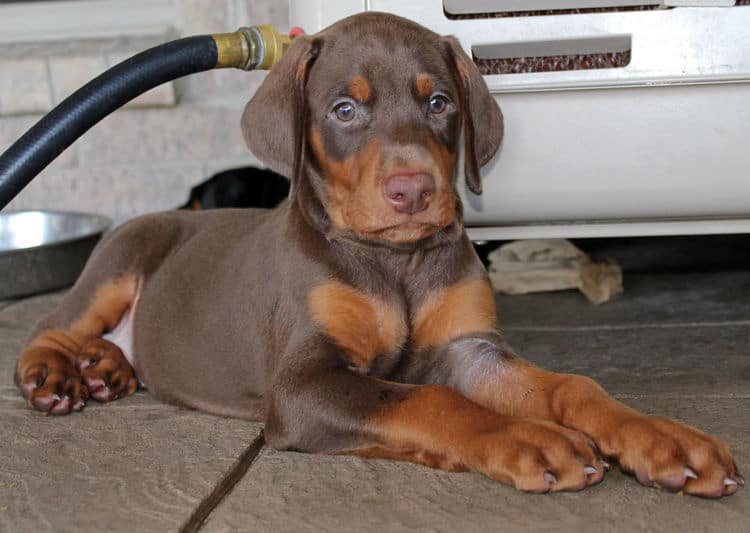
left=1, top=272, right=748, bottom=532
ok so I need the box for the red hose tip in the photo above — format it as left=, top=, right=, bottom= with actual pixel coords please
left=289, top=26, right=305, bottom=37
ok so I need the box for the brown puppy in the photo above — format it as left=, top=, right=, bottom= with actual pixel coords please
left=14, top=13, right=742, bottom=496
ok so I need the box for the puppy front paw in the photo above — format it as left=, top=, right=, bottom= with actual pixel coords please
left=16, top=352, right=88, bottom=415
left=479, top=419, right=608, bottom=493
left=602, top=415, right=743, bottom=498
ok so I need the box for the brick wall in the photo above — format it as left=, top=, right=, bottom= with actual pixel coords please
left=1, top=0, right=289, bottom=226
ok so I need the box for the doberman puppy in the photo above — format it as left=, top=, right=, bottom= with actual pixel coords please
left=14, top=13, right=742, bottom=496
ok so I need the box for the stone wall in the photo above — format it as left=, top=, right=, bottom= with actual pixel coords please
left=1, top=0, right=289, bottom=226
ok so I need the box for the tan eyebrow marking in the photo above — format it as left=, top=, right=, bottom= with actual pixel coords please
left=416, top=73, right=434, bottom=98
left=348, top=75, right=372, bottom=103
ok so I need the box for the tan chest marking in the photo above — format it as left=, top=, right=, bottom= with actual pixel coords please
left=19, top=274, right=139, bottom=374
left=308, top=282, right=407, bottom=369
left=412, top=278, right=498, bottom=350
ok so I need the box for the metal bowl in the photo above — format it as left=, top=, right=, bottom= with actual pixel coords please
left=0, top=211, right=111, bottom=299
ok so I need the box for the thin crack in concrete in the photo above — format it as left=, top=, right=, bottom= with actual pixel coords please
left=179, top=432, right=266, bottom=533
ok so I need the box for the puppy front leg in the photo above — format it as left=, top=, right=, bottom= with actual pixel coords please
left=426, top=332, right=743, bottom=497
left=264, top=338, right=602, bottom=493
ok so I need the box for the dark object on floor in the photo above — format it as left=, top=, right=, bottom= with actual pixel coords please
left=575, top=235, right=750, bottom=274
left=181, top=166, right=289, bottom=210
left=476, top=235, right=750, bottom=275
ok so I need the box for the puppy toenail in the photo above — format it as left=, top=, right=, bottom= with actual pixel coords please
left=584, top=466, right=598, bottom=475
left=685, top=468, right=699, bottom=480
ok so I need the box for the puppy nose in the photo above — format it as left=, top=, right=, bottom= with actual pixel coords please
left=384, top=173, right=436, bottom=214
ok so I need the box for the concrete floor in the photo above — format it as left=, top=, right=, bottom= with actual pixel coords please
left=0, top=271, right=748, bottom=532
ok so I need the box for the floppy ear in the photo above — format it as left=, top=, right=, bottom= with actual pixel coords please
left=241, top=36, right=322, bottom=199
left=443, top=36, right=503, bottom=195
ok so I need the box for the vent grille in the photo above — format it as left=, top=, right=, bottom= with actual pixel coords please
left=472, top=35, right=632, bottom=75
left=448, top=5, right=663, bottom=19
left=446, top=1, right=746, bottom=19
left=475, top=51, right=631, bottom=74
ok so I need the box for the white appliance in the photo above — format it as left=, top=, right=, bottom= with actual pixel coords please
left=289, top=0, right=750, bottom=239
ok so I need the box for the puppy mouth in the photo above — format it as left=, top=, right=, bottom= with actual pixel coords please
left=359, top=218, right=447, bottom=240
left=357, top=196, right=457, bottom=240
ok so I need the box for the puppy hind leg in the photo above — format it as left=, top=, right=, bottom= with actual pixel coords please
left=15, top=274, right=140, bottom=414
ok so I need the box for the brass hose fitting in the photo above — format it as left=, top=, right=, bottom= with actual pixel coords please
left=0, top=28, right=301, bottom=208
left=213, top=25, right=293, bottom=71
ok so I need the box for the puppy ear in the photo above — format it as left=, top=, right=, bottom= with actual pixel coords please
left=241, top=37, right=322, bottom=199
left=443, top=36, right=503, bottom=195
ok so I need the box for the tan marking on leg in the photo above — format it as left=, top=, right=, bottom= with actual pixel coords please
left=411, top=278, right=497, bottom=350
left=467, top=359, right=635, bottom=442
left=469, top=361, right=693, bottom=473
left=359, top=384, right=603, bottom=491
left=348, top=75, right=372, bottom=103
left=21, top=274, right=139, bottom=367
left=16, top=274, right=140, bottom=414
left=69, top=274, right=139, bottom=340
left=343, top=446, right=468, bottom=472
left=467, top=359, right=743, bottom=496
left=362, top=385, right=502, bottom=472
left=308, top=282, right=407, bottom=369
left=27, top=329, right=81, bottom=362
left=415, top=73, right=434, bottom=98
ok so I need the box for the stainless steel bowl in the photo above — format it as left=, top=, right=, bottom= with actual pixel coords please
left=0, top=211, right=111, bottom=299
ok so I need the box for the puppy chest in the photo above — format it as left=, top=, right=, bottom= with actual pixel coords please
left=306, top=278, right=498, bottom=372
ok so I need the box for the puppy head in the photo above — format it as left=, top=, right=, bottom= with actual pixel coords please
left=242, top=12, right=503, bottom=244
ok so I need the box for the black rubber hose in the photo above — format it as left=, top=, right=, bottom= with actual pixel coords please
left=0, top=35, right=218, bottom=210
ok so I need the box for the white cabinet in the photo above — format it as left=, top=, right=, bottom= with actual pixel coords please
left=290, top=0, right=750, bottom=238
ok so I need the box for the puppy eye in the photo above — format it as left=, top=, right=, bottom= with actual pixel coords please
left=333, top=101, right=356, bottom=122
left=428, top=94, right=449, bottom=115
